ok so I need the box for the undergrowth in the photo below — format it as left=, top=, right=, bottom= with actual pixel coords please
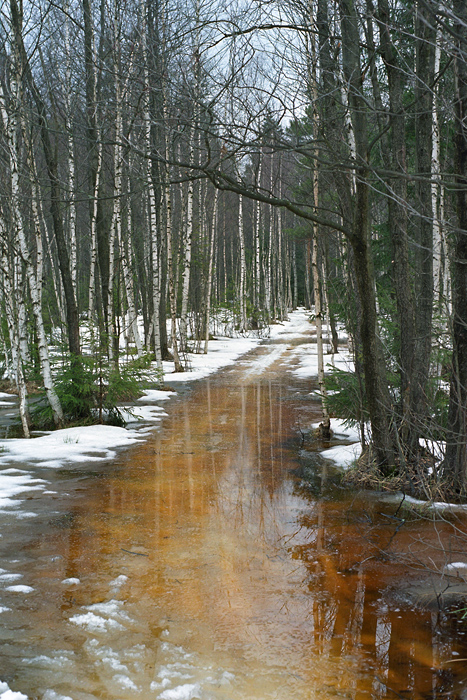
left=31, top=352, right=160, bottom=430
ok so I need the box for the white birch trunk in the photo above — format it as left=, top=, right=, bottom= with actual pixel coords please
left=64, top=11, right=77, bottom=298
left=15, top=259, right=30, bottom=368
left=0, top=64, right=63, bottom=425
left=118, top=223, right=143, bottom=357
left=204, top=188, right=218, bottom=353
left=267, top=163, right=274, bottom=321
left=254, top=155, right=262, bottom=310
left=166, top=172, right=183, bottom=371
left=223, top=207, right=227, bottom=304
left=292, top=239, right=298, bottom=308
left=142, top=0, right=163, bottom=370
left=108, top=5, right=123, bottom=366
left=312, top=44, right=330, bottom=433
left=312, top=230, right=330, bottom=433
left=238, top=193, right=247, bottom=332
left=163, top=92, right=182, bottom=370
left=276, top=165, right=284, bottom=319
left=45, top=228, right=67, bottom=325
left=432, top=32, right=444, bottom=309
left=179, top=125, right=195, bottom=351
left=88, top=138, right=102, bottom=320
left=305, top=239, right=312, bottom=308
left=340, top=76, right=357, bottom=195
left=0, top=225, right=30, bottom=437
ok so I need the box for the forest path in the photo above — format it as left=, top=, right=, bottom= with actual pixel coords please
left=0, top=323, right=466, bottom=700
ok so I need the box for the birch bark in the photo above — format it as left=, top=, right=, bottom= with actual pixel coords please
left=0, top=220, right=30, bottom=437
left=204, top=189, right=218, bottom=353
left=238, top=193, right=247, bottom=331
left=0, top=65, right=63, bottom=425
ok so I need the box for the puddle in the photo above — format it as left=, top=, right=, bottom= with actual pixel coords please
left=0, top=343, right=466, bottom=699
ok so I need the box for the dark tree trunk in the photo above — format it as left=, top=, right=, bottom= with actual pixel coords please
left=339, top=0, right=397, bottom=471
left=10, top=0, right=80, bottom=359
left=376, top=0, right=418, bottom=458
left=444, top=0, right=467, bottom=492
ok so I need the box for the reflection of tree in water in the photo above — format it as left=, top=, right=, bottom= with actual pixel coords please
left=289, top=493, right=467, bottom=699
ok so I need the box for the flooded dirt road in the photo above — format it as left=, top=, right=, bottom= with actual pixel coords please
left=1, top=329, right=467, bottom=700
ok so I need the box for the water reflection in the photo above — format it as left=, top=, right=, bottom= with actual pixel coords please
left=0, top=363, right=466, bottom=699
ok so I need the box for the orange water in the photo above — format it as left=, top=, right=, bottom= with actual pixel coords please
left=0, top=343, right=467, bottom=700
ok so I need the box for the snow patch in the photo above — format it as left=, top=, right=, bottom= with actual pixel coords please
left=70, top=599, right=131, bottom=633
left=5, top=585, right=34, bottom=593
left=158, top=684, right=201, bottom=700
left=114, top=675, right=140, bottom=692
left=69, top=612, right=125, bottom=633
left=110, top=575, right=129, bottom=587
left=42, top=691, right=73, bottom=700
left=0, top=471, right=46, bottom=511
left=445, top=562, right=467, bottom=570
left=0, top=681, right=28, bottom=700
left=120, top=406, right=167, bottom=424
left=163, top=337, right=261, bottom=382
left=242, top=345, right=288, bottom=376
left=0, top=573, right=22, bottom=583
left=23, top=654, right=73, bottom=669
left=311, top=418, right=360, bottom=442
left=138, top=390, right=176, bottom=402
left=320, top=443, right=362, bottom=468
left=0, top=425, right=143, bottom=470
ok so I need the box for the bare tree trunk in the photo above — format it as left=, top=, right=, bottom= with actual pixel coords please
left=432, top=31, right=444, bottom=311
left=88, top=139, right=102, bottom=320
left=0, top=222, right=30, bottom=437
left=238, top=193, right=247, bottom=331
left=276, top=166, right=284, bottom=319
left=119, top=221, right=143, bottom=358
left=0, top=65, right=63, bottom=425
left=254, top=154, right=262, bottom=311
left=310, top=49, right=330, bottom=436
left=10, top=0, right=80, bottom=359
left=377, top=0, right=417, bottom=457
left=414, top=0, right=436, bottom=425
left=444, top=0, right=467, bottom=491
left=312, top=229, right=330, bottom=437
left=64, top=8, right=77, bottom=300
left=204, top=189, right=218, bottom=353
left=179, top=125, right=195, bottom=351
left=339, top=0, right=396, bottom=470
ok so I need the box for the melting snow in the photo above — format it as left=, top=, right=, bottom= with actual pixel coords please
left=138, top=389, right=176, bottom=402
left=4, top=585, right=34, bottom=593
left=0, top=681, right=28, bottom=700
left=0, top=573, right=22, bottom=582
left=0, top=425, right=144, bottom=470
left=158, top=684, right=201, bottom=700
left=42, top=691, right=73, bottom=700
left=70, top=612, right=125, bottom=633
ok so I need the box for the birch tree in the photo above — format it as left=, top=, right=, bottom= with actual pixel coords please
left=0, top=53, right=63, bottom=426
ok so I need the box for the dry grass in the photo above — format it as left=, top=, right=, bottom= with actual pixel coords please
left=342, top=446, right=457, bottom=503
